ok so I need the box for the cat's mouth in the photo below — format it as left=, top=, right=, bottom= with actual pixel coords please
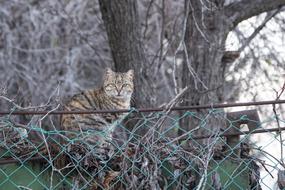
left=114, top=94, right=123, bottom=98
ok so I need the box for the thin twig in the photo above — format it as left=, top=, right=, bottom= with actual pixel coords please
left=238, top=8, right=281, bottom=52
left=273, top=80, right=285, bottom=165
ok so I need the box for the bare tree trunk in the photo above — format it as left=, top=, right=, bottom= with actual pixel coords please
left=98, top=0, right=155, bottom=108
left=179, top=1, right=229, bottom=138
left=180, top=0, right=285, bottom=139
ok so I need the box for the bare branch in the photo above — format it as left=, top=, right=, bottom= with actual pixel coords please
left=225, top=0, right=285, bottom=28
left=238, top=8, right=281, bottom=52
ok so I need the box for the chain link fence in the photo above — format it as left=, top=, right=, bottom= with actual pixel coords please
left=0, top=101, right=284, bottom=190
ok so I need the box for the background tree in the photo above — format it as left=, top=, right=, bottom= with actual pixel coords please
left=180, top=0, right=285, bottom=137
left=95, top=0, right=285, bottom=138
left=98, top=0, right=155, bottom=108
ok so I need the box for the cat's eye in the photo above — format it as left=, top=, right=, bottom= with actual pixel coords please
left=104, top=84, right=116, bottom=91
left=122, top=84, right=131, bottom=88
left=105, top=84, right=116, bottom=88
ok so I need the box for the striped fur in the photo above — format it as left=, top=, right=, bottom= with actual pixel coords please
left=61, top=68, right=134, bottom=148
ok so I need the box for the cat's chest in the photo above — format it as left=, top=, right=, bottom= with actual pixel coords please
left=101, top=112, right=127, bottom=123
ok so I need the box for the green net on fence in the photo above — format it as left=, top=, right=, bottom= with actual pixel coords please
left=0, top=107, right=284, bottom=190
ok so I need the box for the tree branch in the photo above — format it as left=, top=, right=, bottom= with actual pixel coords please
left=225, top=0, right=285, bottom=28
left=238, top=8, right=281, bottom=52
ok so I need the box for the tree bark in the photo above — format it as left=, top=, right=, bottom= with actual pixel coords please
left=179, top=1, right=229, bottom=139
left=180, top=0, right=285, bottom=139
left=98, top=0, right=155, bottom=108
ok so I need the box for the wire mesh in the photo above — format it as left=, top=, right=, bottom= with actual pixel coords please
left=0, top=103, right=284, bottom=190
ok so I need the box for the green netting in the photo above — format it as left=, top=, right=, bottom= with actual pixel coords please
left=0, top=108, right=284, bottom=190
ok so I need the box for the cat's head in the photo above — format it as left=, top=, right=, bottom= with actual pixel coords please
left=103, top=68, right=134, bottom=100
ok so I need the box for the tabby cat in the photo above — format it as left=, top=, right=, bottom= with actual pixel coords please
left=61, top=68, right=134, bottom=150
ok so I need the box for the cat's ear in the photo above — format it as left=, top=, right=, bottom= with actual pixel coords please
left=127, top=69, right=134, bottom=79
left=103, top=68, right=114, bottom=81
left=105, top=67, right=114, bottom=75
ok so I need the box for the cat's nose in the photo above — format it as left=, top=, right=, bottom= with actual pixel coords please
left=117, top=90, right=122, bottom=96
left=117, top=87, right=123, bottom=96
